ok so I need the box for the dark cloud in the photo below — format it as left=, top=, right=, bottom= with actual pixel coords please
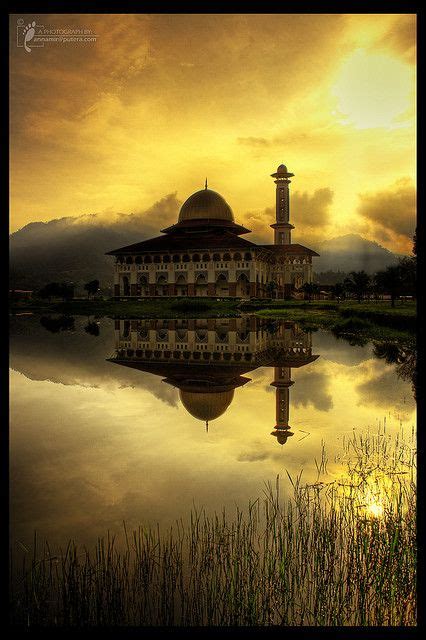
left=292, top=369, right=333, bottom=412
left=375, top=15, right=416, bottom=64
left=246, top=188, right=334, bottom=246
left=356, top=365, right=415, bottom=420
left=357, top=178, right=416, bottom=240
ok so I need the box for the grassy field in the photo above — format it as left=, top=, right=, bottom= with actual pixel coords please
left=10, top=426, right=416, bottom=627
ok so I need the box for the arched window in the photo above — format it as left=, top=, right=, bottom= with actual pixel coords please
left=244, top=252, right=252, bottom=261
left=195, top=273, right=207, bottom=284
left=117, top=255, right=125, bottom=264
left=202, top=253, right=210, bottom=262
left=176, top=274, right=186, bottom=285
left=138, top=275, right=148, bottom=286
left=125, top=256, right=133, bottom=264
left=213, top=253, right=221, bottom=262
left=182, top=254, right=190, bottom=263
left=192, top=254, right=200, bottom=263
left=135, top=256, right=142, bottom=264
left=153, top=255, right=161, bottom=263
left=233, top=252, right=242, bottom=261
left=163, top=255, right=171, bottom=263
left=172, top=254, right=180, bottom=263
left=223, top=253, right=231, bottom=261
left=144, top=255, right=152, bottom=264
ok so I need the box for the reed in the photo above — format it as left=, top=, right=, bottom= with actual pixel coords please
left=10, top=425, right=416, bottom=627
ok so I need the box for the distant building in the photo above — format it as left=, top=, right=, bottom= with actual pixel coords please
left=108, top=317, right=319, bottom=444
left=107, top=164, right=319, bottom=299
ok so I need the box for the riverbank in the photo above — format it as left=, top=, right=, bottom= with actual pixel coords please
left=10, top=298, right=416, bottom=345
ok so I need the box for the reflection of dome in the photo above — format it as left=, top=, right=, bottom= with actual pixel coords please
left=178, top=189, right=234, bottom=222
left=179, top=389, right=234, bottom=421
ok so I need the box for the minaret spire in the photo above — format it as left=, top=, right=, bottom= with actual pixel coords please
left=205, top=177, right=208, bottom=190
left=270, top=163, right=295, bottom=245
left=270, top=366, right=294, bottom=445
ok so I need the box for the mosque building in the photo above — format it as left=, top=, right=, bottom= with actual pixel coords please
left=108, top=317, right=319, bottom=444
left=107, top=164, right=319, bottom=299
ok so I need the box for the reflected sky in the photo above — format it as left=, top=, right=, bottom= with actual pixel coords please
left=10, top=315, right=416, bottom=548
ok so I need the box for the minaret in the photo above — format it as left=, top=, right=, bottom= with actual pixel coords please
left=270, top=164, right=295, bottom=245
left=270, top=366, right=294, bottom=445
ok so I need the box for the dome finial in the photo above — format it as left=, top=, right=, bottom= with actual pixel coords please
left=205, top=177, right=208, bottom=190
left=206, top=420, right=209, bottom=432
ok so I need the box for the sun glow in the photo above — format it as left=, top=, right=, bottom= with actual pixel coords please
left=332, top=49, right=413, bottom=129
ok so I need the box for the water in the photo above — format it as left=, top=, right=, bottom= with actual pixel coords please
left=9, top=314, right=416, bottom=550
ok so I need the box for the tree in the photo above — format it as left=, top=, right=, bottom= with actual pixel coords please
left=266, top=280, right=278, bottom=298
left=344, top=271, right=370, bottom=303
left=330, top=282, right=345, bottom=302
left=85, top=320, right=100, bottom=336
left=39, top=282, right=74, bottom=301
left=84, top=279, right=100, bottom=299
left=374, top=265, right=405, bottom=307
left=301, top=282, right=319, bottom=302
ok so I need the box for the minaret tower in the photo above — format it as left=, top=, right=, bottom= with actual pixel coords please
left=270, top=164, right=295, bottom=245
left=270, top=366, right=294, bottom=445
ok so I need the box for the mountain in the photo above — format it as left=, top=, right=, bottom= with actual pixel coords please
left=10, top=214, right=403, bottom=293
left=312, top=234, right=401, bottom=275
left=9, top=195, right=180, bottom=293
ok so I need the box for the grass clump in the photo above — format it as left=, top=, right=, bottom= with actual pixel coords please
left=10, top=427, right=416, bottom=627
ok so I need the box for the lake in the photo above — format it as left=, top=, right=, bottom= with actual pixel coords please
left=10, top=314, right=416, bottom=551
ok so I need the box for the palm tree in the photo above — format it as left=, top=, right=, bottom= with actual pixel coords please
left=330, top=282, right=345, bottom=302
left=374, top=266, right=404, bottom=307
left=301, top=282, right=319, bottom=302
left=344, top=271, right=370, bottom=303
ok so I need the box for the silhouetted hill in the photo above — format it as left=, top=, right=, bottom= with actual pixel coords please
left=312, top=234, right=401, bottom=275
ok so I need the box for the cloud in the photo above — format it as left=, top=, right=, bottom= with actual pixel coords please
left=357, top=178, right=416, bottom=240
left=246, top=188, right=334, bottom=246
left=292, top=369, right=333, bottom=412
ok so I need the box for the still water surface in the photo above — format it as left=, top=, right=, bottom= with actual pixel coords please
left=10, top=315, right=416, bottom=549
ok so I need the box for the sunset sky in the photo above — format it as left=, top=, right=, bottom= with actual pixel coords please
left=9, top=13, right=416, bottom=253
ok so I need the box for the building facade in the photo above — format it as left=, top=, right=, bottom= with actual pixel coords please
left=107, top=164, right=319, bottom=299
left=108, top=317, right=318, bottom=444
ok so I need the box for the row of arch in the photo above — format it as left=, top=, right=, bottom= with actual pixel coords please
left=117, top=349, right=253, bottom=362
left=135, top=272, right=250, bottom=286
left=117, top=252, right=253, bottom=265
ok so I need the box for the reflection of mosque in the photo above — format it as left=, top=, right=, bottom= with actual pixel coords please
left=108, top=318, right=318, bottom=444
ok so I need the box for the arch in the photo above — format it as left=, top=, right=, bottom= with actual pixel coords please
left=122, top=275, right=130, bottom=296
left=163, top=254, right=171, bottom=263
left=236, top=272, right=250, bottom=298
left=182, top=254, right=190, bottom=263
left=215, top=273, right=229, bottom=297
left=125, top=256, right=133, bottom=264
left=244, top=252, right=252, bottom=261
left=213, top=253, right=221, bottom=262
left=223, top=253, right=231, bottom=262
left=172, top=254, right=181, bottom=263
left=157, top=329, right=168, bottom=341
left=156, top=274, right=168, bottom=296
left=137, top=274, right=149, bottom=297
left=233, top=252, right=242, bottom=262
left=192, top=253, right=201, bottom=263
left=153, top=255, right=161, bottom=263
left=202, top=253, right=210, bottom=262
left=175, top=273, right=187, bottom=297
left=117, top=255, right=125, bottom=264
left=144, top=255, right=152, bottom=264
left=195, top=272, right=208, bottom=297
left=135, top=255, right=142, bottom=264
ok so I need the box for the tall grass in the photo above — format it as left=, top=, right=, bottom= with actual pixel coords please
left=10, top=426, right=416, bottom=627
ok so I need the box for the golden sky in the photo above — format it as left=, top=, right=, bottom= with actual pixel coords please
left=9, top=13, right=416, bottom=252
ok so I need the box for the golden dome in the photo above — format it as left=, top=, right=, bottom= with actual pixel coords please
left=178, top=188, right=234, bottom=222
left=179, top=389, right=234, bottom=421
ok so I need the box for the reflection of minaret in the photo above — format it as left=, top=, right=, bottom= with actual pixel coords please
left=270, top=366, right=294, bottom=445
